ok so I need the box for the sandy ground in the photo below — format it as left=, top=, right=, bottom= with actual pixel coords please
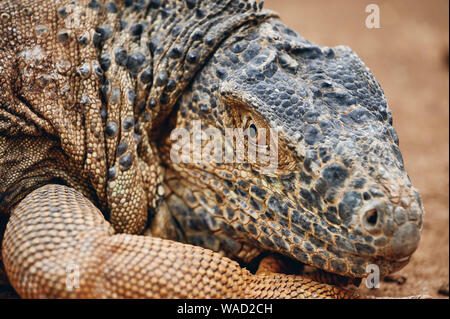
left=263, top=0, right=449, bottom=298
left=0, top=1, right=448, bottom=299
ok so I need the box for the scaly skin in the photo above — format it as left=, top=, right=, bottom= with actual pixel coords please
left=4, top=184, right=357, bottom=298
left=0, top=0, right=423, bottom=298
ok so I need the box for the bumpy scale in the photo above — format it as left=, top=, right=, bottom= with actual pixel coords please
left=0, top=0, right=423, bottom=298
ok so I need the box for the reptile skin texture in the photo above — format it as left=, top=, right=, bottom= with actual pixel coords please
left=0, top=0, right=423, bottom=298
left=3, top=184, right=356, bottom=298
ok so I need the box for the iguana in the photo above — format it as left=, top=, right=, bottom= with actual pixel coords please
left=0, top=0, right=423, bottom=298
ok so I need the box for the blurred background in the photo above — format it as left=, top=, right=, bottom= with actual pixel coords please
left=263, top=0, right=449, bottom=298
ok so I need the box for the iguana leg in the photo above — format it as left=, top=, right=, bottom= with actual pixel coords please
left=2, top=184, right=357, bottom=299
left=255, top=254, right=360, bottom=298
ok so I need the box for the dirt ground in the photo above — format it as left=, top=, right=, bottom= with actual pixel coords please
left=263, top=0, right=449, bottom=298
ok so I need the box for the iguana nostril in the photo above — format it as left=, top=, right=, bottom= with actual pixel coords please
left=359, top=201, right=385, bottom=234
left=363, top=208, right=379, bottom=228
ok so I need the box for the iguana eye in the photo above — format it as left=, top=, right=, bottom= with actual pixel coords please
left=245, top=120, right=267, bottom=148
left=248, top=123, right=258, bottom=140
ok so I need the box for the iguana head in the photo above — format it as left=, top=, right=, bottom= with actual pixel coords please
left=161, top=16, right=423, bottom=278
